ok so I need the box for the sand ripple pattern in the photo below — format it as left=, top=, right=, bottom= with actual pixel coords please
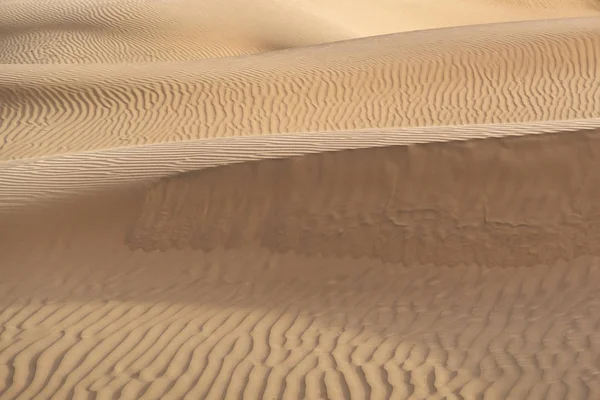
left=2, top=7, right=600, bottom=399
left=1, top=119, right=599, bottom=210
left=2, top=239, right=600, bottom=399
left=3, top=118, right=600, bottom=397
left=1, top=17, right=599, bottom=161
left=2, top=0, right=598, bottom=64
left=0, top=0, right=352, bottom=63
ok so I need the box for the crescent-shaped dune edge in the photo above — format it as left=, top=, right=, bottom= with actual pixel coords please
left=1, top=8, right=600, bottom=400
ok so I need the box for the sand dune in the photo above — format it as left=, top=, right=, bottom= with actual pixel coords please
left=2, top=17, right=600, bottom=161
left=2, top=119, right=600, bottom=211
left=2, top=1, right=600, bottom=399
left=1, top=0, right=598, bottom=64
left=0, top=0, right=351, bottom=63
left=3, top=122, right=600, bottom=398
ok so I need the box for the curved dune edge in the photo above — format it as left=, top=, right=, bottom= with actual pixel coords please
left=2, top=10, right=600, bottom=400
left=1, top=0, right=598, bottom=63
left=3, top=118, right=600, bottom=267
left=125, top=124, right=600, bottom=267
left=3, top=121, right=600, bottom=398
left=2, top=17, right=599, bottom=161
left=1, top=118, right=600, bottom=209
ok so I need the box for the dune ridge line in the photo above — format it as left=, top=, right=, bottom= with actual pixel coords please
left=1, top=118, right=599, bottom=209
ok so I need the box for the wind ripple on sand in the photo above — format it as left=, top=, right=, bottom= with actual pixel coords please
left=2, top=251, right=600, bottom=399
left=0, top=0, right=353, bottom=63
left=2, top=0, right=597, bottom=64
left=3, top=129, right=600, bottom=397
left=1, top=17, right=599, bottom=161
left=3, top=133, right=600, bottom=397
left=1, top=119, right=600, bottom=210
left=2, top=9, right=600, bottom=400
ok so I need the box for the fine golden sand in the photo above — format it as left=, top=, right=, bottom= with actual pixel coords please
left=1, top=0, right=600, bottom=399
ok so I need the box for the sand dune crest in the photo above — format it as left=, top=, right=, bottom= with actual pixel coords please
left=1, top=119, right=600, bottom=210
left=3, top=122, right=600, bottom=398
left=1, top=0, right=598, bottom=63
left=1, top=17, right=600, bottom=161
left=2, top=4, right=600, bottom=399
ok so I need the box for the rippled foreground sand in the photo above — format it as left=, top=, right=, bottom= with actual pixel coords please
left=1, top=0, right=600, bottom=399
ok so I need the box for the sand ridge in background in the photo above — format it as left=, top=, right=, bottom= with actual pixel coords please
left=1, top=17, right=600, bottom=161
left=2, top=119, right=600, bottom=211
left=1, top=0, right=598, bottom=63
left=1, top=0, right=600, bottom=398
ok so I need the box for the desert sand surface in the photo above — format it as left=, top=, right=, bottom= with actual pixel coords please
left=1, top=0, right=598, bottom=63
left=2, top=17, right=600, bottom=161
left=1, top=0, right=600, bottom=398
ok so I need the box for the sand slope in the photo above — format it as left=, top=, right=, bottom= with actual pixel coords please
left=2, top=3, right=600, bottom=399
left=1, top=0, right=598, bottom=63
left=2, top=119, right=600, bottom=210
left=1, top=17, right=600, bottom=161
left=3, top=122, right=600, bottom=398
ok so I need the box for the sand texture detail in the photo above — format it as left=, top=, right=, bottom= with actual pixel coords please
left=3, top=123, right=600, bottom=398
left=1, top=18, right=600, bottom=161
left=1, top=1, right=600, bottom=398
left=1, top=0, right=598, bottom=63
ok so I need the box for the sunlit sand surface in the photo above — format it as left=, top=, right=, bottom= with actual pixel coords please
left=1, top=0, right=600, bottom=398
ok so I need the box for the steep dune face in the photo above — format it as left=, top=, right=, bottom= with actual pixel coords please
left=3, top=125, right=600, bottom=399
left=1, top=18, right=600, bottom=161
left=125, top=128, right=600, bottom=266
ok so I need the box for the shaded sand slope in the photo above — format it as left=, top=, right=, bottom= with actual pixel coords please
left=2, top=125, right=600, bottom=398
left=2, top=119, right=600, bottom=209
left=1, top=17, right=600, bottom=161
left=1, top=0, right=598, bottom=64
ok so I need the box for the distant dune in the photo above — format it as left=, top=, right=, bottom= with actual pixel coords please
left=1, top=0, right=598, bottom=63
left=1, top=1, right=600, bottom=398
left=2, top=18, right=599, bottom=161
